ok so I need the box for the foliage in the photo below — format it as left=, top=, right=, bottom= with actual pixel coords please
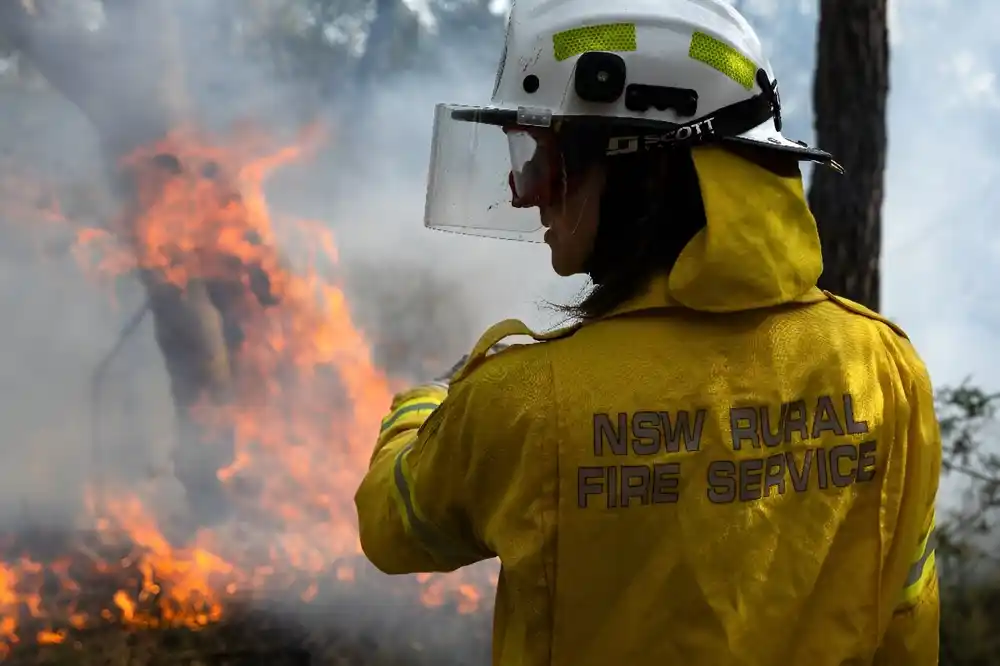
left=935, top=382, right=1000, bottom=665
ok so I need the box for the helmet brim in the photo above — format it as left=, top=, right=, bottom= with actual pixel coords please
left=448, top=106, right=844, bottom=173
left=724, top=121, right=844, bottom=173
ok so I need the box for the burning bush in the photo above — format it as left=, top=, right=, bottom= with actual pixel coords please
left=0, top=124, right=497, bottom=663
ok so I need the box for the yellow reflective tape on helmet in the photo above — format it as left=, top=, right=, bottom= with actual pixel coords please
left=689, top=31, right=757, bottom=90
left=552, top=23, right=637, bottom=62
left=390, top=438, right=487, bottom=564
left=380, top=395, right=443, bottom=433
left=898, top=522, right=937, bottom=608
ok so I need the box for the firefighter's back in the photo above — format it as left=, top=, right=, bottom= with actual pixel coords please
left=480, top=295, right=937, bottom=666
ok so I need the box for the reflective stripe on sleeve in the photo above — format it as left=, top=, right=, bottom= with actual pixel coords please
left=899, top=523, right=937, bottom=608
left=389, top=438, right=486, bottom=564
left=380, top=397, right=443, bottom=433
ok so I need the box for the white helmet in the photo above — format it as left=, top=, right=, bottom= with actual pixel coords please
left=423, top=0, right=841, bottom=242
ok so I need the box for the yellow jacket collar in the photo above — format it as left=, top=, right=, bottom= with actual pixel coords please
left=605, top=273, right=827, bottom=320
left=611, top=146, right=825, bottom=315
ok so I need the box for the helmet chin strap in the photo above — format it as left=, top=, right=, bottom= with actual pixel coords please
left=568, top=188, right=592, bottom=237
left=565, top=158, right=592, bottom=238
left=583, top=188, right=612, bottom=284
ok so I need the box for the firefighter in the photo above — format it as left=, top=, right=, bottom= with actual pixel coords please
left=354, top=1, right=941, bottom=665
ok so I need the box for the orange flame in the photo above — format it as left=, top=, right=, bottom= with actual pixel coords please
left=0, top=124, right=494, bottom=653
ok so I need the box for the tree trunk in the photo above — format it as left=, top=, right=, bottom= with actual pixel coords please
left=0, top=0, right=257, bottom=533
left=807, top=0, right=889, bottom=312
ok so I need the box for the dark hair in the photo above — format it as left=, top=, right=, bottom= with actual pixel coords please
left=550, top=143, right=705, bottom=321
left=554, top=138, right=801, bottom=321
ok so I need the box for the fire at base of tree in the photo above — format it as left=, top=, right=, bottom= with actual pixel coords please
left=0, top=0, right=504, bottom=656
left=0, top=78, right=499, bottom=659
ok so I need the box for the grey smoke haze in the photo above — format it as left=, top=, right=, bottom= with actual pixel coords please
left=0, top=3, right=522, bottom=649
left=0, top=0, right=584, bottom=528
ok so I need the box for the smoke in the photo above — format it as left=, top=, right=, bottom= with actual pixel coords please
left=0, top=1, right=613, bottom=661
left=0, top=0, right=575, bottom=656
left=315, top=54, right=589, bottom=358
left=0, top=5, right=579, bottom=495
left=0, top=75, right=166, bottom=528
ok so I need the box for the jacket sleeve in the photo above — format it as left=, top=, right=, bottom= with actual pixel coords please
left=874, top=344, right=941, bottom=666
left=353, top=379, right=496, bottom=574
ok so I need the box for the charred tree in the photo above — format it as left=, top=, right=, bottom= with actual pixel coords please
left=0, top=0, right=255, bottom=533
left=807, top=0, right=889, bottom=311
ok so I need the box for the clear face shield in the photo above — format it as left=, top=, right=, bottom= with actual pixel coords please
left=423, top=104, right=564, bottom=242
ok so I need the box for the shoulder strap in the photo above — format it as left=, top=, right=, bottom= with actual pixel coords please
left=451, top=318, right=581, bottom=383
left=822, top=291, right=910, bottom=340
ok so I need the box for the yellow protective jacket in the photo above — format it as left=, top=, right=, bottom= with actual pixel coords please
left=355, top=146, right=941, bottom=666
